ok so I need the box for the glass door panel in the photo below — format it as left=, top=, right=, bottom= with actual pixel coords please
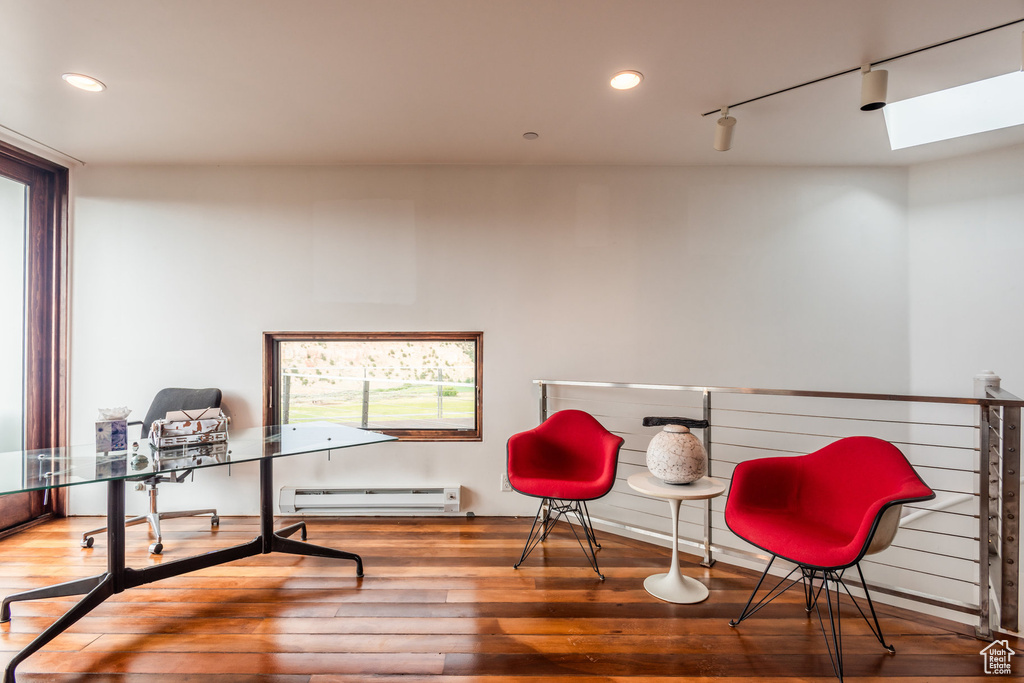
left=0, top=175, right=25, bottom=456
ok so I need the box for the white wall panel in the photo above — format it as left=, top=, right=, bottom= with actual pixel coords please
left=68, top=164, right=910, bottom=517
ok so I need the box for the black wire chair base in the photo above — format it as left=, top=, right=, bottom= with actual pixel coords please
left=514, top=497, right=604, bottom=580
left=729, top=557, right=895, bottom=681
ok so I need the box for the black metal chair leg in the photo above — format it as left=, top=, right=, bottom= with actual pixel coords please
left=801, top=566, right=816, bottom=612
left=846, top=563, right=895, bottom=653
left=581, top=500, right=601, bottom=549
left=514, top=498, right=550, bottom=569
left=730, top=556, right=807, bottom=627
left=732, top=562, right=894, bottom=681
left=538, top=499, right=555, bottom=542
left=813, top=570, right=844, bottom=681
left=565, top=500, right=604, bottom=580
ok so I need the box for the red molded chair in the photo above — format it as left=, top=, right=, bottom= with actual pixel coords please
left=725, top=436, right=935, bottom=680
left=507, top=410, right=624, bottom=579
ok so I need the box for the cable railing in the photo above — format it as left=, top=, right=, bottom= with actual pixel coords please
left=534, top=375, right=1023, bottom=638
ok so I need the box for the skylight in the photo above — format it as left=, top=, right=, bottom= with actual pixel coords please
left=883, top=70, right=1024, bottom=150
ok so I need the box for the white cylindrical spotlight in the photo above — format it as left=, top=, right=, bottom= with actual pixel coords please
left=860, top=65, right=888, bottom=111
left=714, top=108, right=736, bottom=151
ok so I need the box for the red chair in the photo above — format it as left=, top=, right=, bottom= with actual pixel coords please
left=507, top=410, right=624, bottom=579
left=724, top=436, right=935, bottom=680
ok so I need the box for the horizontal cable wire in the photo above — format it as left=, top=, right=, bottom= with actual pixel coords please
left=713, top=423, right=979, bottom=451
left=863, top=558, right=980, bottom=583
left=903, top=504, right=979, bottom=519
left=709, top=405, right=978, bottom=429
left=708, top=454, right=976, bottom=475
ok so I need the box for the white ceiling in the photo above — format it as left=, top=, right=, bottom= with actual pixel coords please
left=2, top=0, right=1024, bottom=167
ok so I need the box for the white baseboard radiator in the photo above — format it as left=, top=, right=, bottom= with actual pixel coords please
left=279, top=486, right=461, bottom=514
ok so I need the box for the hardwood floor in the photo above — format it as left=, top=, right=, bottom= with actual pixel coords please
left=0, top=515, right=1014, bottom=681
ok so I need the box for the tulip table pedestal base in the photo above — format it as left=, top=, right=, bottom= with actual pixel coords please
left=626, top=472, right=726, bottom=604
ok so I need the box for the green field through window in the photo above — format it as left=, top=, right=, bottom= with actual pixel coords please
left=278, top=338, right=478, bottom=433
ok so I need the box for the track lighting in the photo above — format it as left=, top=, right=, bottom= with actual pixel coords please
left=701, top=18, right=1024, bottom=146
left=860, top=65, right=888, bottom=111
left=714, top=107, right=736, bottom=151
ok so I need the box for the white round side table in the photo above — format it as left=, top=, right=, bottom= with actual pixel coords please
left=626, top=471, right=727, bottom=604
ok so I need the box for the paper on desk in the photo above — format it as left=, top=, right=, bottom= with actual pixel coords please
left=164, top=407, right=221, bottom=421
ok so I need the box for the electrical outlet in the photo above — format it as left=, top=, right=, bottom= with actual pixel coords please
left=500, top=473, right=512, bottom=492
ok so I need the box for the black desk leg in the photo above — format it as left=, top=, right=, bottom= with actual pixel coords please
left=259, top=457, right=363, bottom=576
left=271, top=532, right=364, bottom=577
left=2, top=575, right=115, bottom=683
left=0, top=574, right=107, bottom=622
left=3, top=480, right=126, bottom=683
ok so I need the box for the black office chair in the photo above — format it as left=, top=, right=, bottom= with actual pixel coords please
left=81, top=388, right=223, bottom=555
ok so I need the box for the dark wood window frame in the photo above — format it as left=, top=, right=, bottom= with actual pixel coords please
left=263, top=331, right=483, bottom=442
left=0, top=140, right=69, bottom=531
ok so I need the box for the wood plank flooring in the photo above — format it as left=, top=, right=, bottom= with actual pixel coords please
left=0, top=515, right=1015, bottom=681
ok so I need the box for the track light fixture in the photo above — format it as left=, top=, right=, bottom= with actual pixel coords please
left=860, top=64, right=888, bottom=111
left=714, top=107, right=736, bottom=151
left=699, top=17, right=1024, bottom=151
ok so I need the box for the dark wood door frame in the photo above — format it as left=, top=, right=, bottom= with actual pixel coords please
left=0, top=140, right=69, bottom=528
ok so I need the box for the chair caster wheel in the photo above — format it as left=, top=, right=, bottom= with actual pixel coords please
left=149, top=543, right=163, bottom=555
left=81, top=537, right=94, bottom=549
left=211, top=516, right=220, bottom=527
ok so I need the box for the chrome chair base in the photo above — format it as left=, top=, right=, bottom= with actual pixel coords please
left=81, top=483, right=218, bottom=554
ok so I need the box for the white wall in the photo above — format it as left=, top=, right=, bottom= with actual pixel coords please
left=908, top=142, right=1024, bottom=395
left=68, top=164, right=910, bottom=516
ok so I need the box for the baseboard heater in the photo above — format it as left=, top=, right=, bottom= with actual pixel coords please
left=279, top=486, right=461, bottom=514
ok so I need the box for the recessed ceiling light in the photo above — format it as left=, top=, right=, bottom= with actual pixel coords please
left=61, top=73, right=106, bottom=92
left=610, top=70, right=643, bottom=90
left=523, top=132, right=539, bottom=140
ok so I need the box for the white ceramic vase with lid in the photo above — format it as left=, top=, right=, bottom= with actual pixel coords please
left=643, top=416, right=709, bottom=485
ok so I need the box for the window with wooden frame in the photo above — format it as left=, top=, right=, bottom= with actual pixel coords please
left=0, top=140, right=68, bottom=531
left=264, top=332, right=482, bottom=441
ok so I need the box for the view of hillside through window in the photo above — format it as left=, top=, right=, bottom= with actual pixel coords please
left=278, top=339, right=477, bottom=431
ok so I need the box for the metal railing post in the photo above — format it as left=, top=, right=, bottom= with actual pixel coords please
left=978, top=400, right=994, bottom=638
left=436, top=367, right=444, bottom=419
left=361, top=368, right=370, bottom=429
left=701, top=389, right=714, bottom=568
left=999, top=401, right=1020, bottom=633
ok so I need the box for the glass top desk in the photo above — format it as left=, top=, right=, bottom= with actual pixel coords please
left=0, top=423, right=396, bottom=683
